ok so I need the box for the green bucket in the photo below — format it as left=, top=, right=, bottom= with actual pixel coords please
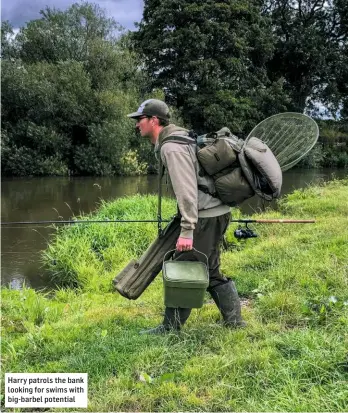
left=162, top=249, right=209, bottom=308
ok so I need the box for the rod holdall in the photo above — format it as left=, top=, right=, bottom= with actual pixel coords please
left=113, top=215, right=181, bottom=299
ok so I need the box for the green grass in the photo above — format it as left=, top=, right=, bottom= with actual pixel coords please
left=41, top=194, right=177, bottom=291
left=1, top=180, right=348, bottom=412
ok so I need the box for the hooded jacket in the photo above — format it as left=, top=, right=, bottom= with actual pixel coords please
left=157, top=124, right=230, bottom=239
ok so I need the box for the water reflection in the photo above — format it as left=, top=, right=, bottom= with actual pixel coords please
left=1, top=169, right=347, bottom=289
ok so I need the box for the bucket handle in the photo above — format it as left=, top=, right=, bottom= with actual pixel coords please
left=163, top=248, right=209, bottom=267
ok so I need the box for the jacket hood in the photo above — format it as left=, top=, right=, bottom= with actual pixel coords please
left=155, top=124, right=190, bottom=158
left=158, top=124, right=189, bottom=146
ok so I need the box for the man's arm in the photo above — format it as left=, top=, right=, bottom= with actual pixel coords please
left=161, top=143, right=198, bottom=250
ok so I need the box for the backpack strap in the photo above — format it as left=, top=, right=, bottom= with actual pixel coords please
left=160, top=134, right=196, bottom=147
left=197, top=185, right=219, bottom=199
left=159, top=132, right=218, bottom=199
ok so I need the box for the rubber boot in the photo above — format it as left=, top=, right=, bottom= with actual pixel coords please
left=209, top=279, right=246, bottom=328
left=139, top=307, right=191, bottom=335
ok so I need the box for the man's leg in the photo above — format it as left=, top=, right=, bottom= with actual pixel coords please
left=139, top=307, right=191, bottom=335
left=193, top=213, right=246, bottom=328
left=208, top=279, right=246, bottom=327
left=140, top=212, right=244, bottom=334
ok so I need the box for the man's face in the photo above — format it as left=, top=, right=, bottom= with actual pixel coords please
left=136, top=116, right=162, bottom=144
left=136, top=116, right=154, bottom=138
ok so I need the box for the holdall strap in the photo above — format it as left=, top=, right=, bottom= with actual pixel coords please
left=163, top=248, right=209, bottom=267
left=157, top=157, right=165, bottom=237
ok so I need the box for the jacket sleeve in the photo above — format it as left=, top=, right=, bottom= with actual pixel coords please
left=161, top=143, right=198, bottom=239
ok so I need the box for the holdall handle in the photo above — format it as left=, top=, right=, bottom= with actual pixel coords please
left=163, top=248, right=209, bottom=267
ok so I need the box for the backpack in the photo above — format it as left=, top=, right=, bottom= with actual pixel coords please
left=160, top=127, right=282, bottom=207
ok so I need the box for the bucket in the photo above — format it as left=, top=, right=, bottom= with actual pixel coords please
left=162, top=248, right=209, bottom=308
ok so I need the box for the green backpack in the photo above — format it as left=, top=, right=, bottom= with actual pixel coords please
left=161, top=127, right=282, bottom=206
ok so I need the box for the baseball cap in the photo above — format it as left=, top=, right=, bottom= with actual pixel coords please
left=127, top=99, right=170, bottom=120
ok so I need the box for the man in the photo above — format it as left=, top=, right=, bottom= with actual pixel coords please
left=127, top=98, right=245, bottom=334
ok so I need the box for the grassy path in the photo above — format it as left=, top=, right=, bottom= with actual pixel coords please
left=2, top=180, right=348, bottom=411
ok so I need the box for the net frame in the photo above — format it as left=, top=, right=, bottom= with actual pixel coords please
left=246, top=112, right=319, bottom=172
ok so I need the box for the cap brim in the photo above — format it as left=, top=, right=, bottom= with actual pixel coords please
left=127, top=112, right=142, bottom=119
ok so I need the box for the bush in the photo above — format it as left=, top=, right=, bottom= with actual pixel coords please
left=1, top=11, right=147, bottom=177
left=298, top=142, right=348, bottom=169
left=297, top=120, right=348, bottom=169
left=322, top=146, right=348, bottom=168
left=119, top=150, right=148, bottom=176
left=2, top=145, right=68, bottom=176
left=298, top=143, right=325, bottom=168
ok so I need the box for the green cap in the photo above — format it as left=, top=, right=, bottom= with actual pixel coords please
left=127, top=99, right=170, bottom=120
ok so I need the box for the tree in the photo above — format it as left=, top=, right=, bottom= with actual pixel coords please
left=12, top=2, right=128, bottom=91
left=326, top=0, right=348, bottom=119
left=134, top=0, right=284, bottom=133
left=1, top=3, right=147, bottom=176
left=263, top=0, right=348, bottom=115
left=14, top=2, right=120, bottom=61
left=1, top=21, right=17, bottom=59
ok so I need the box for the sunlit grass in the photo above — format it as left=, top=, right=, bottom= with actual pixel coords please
left=42, top=195, right=177, bottom=289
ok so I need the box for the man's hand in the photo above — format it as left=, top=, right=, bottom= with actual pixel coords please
left=176, top=237, right=193, bottom=252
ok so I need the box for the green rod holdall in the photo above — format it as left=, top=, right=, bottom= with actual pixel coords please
left=163, top=248, right=209, bottom=308
left=113, top=215, right=181, bottom=300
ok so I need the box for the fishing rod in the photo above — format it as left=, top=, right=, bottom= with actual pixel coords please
left=1, top=216, right=315, bottom=243
left=0, top=218, right=315, bottom=226
left=231, top=219, right=315, bottom=224
left=231, top=218, right=315, bottom=239
left=1, top=216, right=315, bottom=240
left=0, top=219, right=171, bottom=226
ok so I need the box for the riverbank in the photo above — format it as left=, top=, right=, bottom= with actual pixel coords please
left=2, top=180, right=348, bottom=411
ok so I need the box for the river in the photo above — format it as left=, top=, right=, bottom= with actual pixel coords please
left=1, top=168, right=347, bottom=290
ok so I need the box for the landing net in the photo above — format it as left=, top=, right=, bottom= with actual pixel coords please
left=246, top=113, right=319, bottom=171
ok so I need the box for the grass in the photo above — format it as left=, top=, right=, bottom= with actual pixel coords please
left=1, top=180, right=348, bottom=412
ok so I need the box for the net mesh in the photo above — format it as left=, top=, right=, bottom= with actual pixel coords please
left=246, top=113, right=319, bottom=171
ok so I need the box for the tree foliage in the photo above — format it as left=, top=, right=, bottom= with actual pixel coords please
left=262, top=0, right=348, bottom=116
left=1, top=3, right=148, bottom=176
left=135, top=0, right=348, bottom=129
left=133, top=0, right=292, bottom=133
left=1, top=1, right=347, bottom=176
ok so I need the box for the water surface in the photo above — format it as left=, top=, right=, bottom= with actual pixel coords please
left=1, top=169, right=346, bottom=289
